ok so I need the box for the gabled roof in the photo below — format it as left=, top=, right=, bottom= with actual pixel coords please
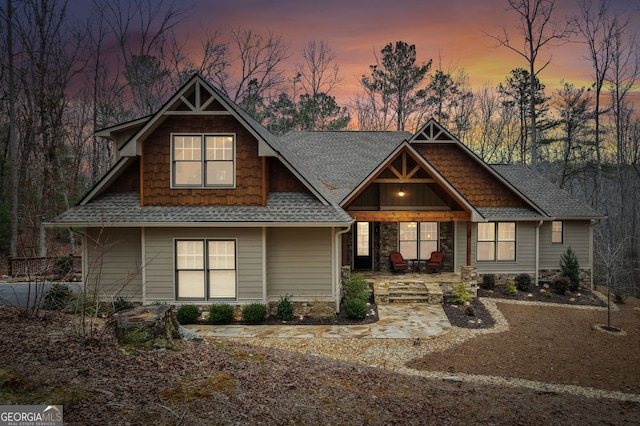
left=280, top=130, right=410, bottom=203
left=491, top=164, right=605, bottom=220
left=80, top=74, right=341, bottom=210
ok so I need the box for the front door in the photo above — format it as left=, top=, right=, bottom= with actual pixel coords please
left=353, top=222, right=373, bottom=270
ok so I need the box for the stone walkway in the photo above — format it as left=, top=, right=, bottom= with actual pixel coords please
left=183, top=303, right=451, bottom=339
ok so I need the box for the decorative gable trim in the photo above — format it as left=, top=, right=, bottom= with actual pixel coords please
left=341, top=141, right=483, bottom=221
left=409, top=119, right=547, bottom=218
left=410, top=119, right=456, bottom=142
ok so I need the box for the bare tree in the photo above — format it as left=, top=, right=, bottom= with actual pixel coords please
left=295, top=40, right=342, bottom=97
left=102, top=0, right=187, bottom=115
left=216, top=28, right=289, bottom=107
left=573, top=0, right=627, bottom=210
left=486, top=0, right=572, bottom=170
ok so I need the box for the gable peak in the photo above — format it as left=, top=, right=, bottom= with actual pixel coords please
left=410, top=119, right=455, bottom=143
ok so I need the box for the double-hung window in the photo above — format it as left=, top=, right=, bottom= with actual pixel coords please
left=172, top=134, right=235, bottom=187
left=176, top=239, right=237, bottom=300
left=551, top=221, right=563, bottom=244
left=399, top=222, right=438, bottom=260
left=477, top=222, right=516, bottom=262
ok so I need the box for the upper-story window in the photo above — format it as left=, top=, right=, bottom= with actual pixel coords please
left=172, top=134, right=235, bottom=188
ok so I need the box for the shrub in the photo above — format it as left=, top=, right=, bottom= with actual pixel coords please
left=53, top=256, right=74, bottom=278
left=343, top=297, right=367, bottom=319
left=276, top=294, right=295, bottom=321
left=343, top=273, right=371, bottom=303
left=515, top=273, right=531, bottom=291
left=451, top=283, right=472, bottom=305
left=177, top=304, right=201, bottom=324
left=208, top=304, right=235, bottom=324
left=505, top=281, right=517, bottom=296
left=560, top=247, right=580, bottom=292
left=481, top=274, right=496, bottom=290
left=241, top=303, right=267, bottom=323
left=111, top=296, right=136, bottom=313
left=42, top=283, right=75, bottom=310
left=552, top=276, right=570, bottom=295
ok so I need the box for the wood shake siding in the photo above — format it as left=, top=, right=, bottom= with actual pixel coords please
left=415, top=144, right=529, bottom=208
left=85, top=228, right=143, bottom=301
left=266, top=228, right=333, bottom=297
left=142, top=115, right=263, bottom=206
left=105, top=158, right=140, bottom=194
left=144, top=228, right=263, bottom=302
left=539, top=220, right=591, bottom=269
left=268, top=157, right=310, bottom=193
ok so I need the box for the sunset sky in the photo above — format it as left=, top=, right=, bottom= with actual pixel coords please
left=178, top=0, right=639, bottom=104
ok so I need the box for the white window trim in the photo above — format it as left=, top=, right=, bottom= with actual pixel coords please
left=170, top=133, right=237, bottom=189
left=551, top=220, right=564, bottom=244
left=174, top=238, right=238, bottom=301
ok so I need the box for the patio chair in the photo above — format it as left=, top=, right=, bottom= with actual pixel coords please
left=389, top=251, right=408, bottom=273
left=426, top=251, right=444, bottom=273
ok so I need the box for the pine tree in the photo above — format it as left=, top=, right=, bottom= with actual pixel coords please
left=560, top=246, right=580, bottom=291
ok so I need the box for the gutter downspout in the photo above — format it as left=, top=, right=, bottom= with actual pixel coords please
left=334, top=225, right=352, bottom=313
left=536, top=220, right=543, bottom=284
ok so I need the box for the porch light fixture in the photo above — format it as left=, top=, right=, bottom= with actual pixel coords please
left=398, top=184, right=405, bottom=197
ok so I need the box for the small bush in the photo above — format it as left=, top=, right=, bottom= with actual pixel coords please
left=552, top=276, right=570, bottom=295
left=343, top=273, right=371, bottom=302
left=53, top=256, right=74, bottom=278
left=42, top=283, right=74, bottom=310
left=560, top=247, right=580, bottom=292
left=505, top=281, right=517, bottom=296
left=241, top=303, right=267, bottom=323
left=208, top=304, right=235, bottom=324
left=343, top=297, right=367, bottom=319
left=481, top=274, right=496, bottom=290
left=276, top=294, right=295, bottom=321
left=177, top=304, right=201, bottom=324
left=515, top=273, right=531, bottom=291
left=112, top=296, right=136, bottom=313
left=451, top=283, right=472, bottom=305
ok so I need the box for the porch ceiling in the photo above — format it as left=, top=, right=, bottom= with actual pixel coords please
left=348, top=210, right=471, bottom=222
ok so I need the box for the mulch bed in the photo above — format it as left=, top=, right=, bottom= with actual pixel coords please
left=477, top=285, right=607, bottom=306
left=442, top=297, right=496, bottom=329
left=443, top=286, right=607, bottom=329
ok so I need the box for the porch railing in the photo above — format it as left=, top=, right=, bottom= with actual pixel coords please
left=7, top=255, right=81, bottom=279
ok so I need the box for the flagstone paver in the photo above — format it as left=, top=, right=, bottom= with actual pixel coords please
left=184, top=303, right=451, bottom=339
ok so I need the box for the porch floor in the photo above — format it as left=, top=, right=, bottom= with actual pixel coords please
left=362, top=271, right=462, bottom=306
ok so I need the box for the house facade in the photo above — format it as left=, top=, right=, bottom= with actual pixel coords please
left=48, top=75, right=603, bottom=311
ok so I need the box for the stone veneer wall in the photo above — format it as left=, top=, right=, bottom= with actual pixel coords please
left=379, top=222, right=398, bottom=272
left=478, top=269, right=592, bottom=288
left=439, top=222, right=453, bottom=271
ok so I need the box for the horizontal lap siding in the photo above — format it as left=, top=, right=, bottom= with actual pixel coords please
left=86, top=228, right=143, bottom=301
left=144, top=228, right=263, bottom=302
left=266, top=228, right=332, bottom=297
left=455, top=222, right=468, bottom=272
left=539, top=221, right=591, bottom=270
left=472, top=222, right=536, bottom=275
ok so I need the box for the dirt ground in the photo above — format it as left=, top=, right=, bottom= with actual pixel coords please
left=0, top=292, right=639, bottom=425
left=412, top=295, right=640, bottom=395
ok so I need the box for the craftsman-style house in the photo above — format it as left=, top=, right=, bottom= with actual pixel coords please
left=48, top=74, right=603, bottom=311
